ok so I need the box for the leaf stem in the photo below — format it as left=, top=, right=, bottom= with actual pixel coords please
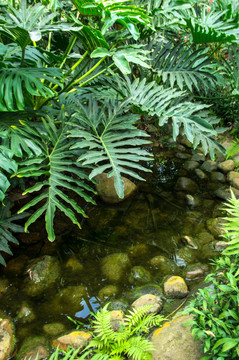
left=20, top=47, right=25, bottom=67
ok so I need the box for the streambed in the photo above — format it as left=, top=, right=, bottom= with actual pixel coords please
left=0, top=143, right=231, bottom=355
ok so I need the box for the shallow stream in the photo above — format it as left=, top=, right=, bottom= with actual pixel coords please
left=0, top=145, right=225, bottom=353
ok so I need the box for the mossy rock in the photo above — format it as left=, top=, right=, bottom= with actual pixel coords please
left=126, top=284, right=163, bottom=303
left=129, top=266, right=152, bottom=285
left=101, top=253, right=131, bottom=282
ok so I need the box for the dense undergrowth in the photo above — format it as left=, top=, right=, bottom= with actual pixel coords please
left=1, top=0, right=239, bottom=264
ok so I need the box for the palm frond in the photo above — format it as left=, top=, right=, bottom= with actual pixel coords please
left=15, top=110, right=96, bottom=242
left=68, top=97, right=152, bottom=198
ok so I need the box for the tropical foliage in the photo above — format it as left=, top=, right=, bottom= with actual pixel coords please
left=49, top=303, right=165, bottom=360
left=186, top=194, right=239, bottom=359
left=0, top=0, right=238, bottom=263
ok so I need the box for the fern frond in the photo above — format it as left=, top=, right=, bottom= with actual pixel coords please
left=126, top=336, right=154, bottom=360
left=125, top=305, right=155, bottom=328
left=226, top=139, right=239, bottom=159
left=91, top=304, right=116, bottom=345
left=221, top=190, right=239, bottom=256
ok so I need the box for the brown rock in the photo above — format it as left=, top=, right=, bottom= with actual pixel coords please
left=20, top=345, right=49, bottom=360
left=95, top=173, right=136, bottom=203
left=227, top=171, right=239, bottom=182
left=231, top=177, right=239, bottom=190
left=53, top=331, right=92, bottom=351
left=151, top=315, right=203, bottom=360
left=131, top=294, right=163, bottom=314
left=110, top=310, right=124, bottom=331
left=218, top=160, right=235, bottom=173
left=175, top=177, right=199, bottom=193
left=0, top=319, right=14, bottom=360
left=185, top=264, right=208, bottom=280
left=163, top=276, right=188, bottom=299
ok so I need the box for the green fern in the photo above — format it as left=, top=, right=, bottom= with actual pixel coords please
left=14, top=109, right=96, bottom=242
left=68, top=97, right=153, bottom=198
left=221, top=190, right=239, bottom=256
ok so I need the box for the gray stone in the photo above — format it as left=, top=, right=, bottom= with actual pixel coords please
left=22, top=255, right=61, bottom=297
left=101, top=253, right=131, bottom=282
left=214, top=186, right=239, bottom=200
left=175, top=153, right=191, bottom=160
left=151, top=315, right=203, bottom=360
left=163, top=276, right=188, bottom=299
left=191, top=153, right=205, bottom=163
left=183, top=161, right=199, bottom=171
left=175, top=177, right=199, bottom=193
left=211, top=171, right=225, bottom=183
left=195, top=168, right=207, bottom=180
left=201, top=160, right=218, bottom=173
left=131, top=294, right=163, bottom=314
left=129, top=266, right=152, bottom=285
left=95, top=173, right=136, bottom=203
left=218, top=159, right=235, bottom=173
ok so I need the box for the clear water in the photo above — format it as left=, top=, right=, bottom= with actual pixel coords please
left=0, top=146, right=223, bottom=352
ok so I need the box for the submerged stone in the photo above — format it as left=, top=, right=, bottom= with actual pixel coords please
left=17, top=302, right=36, bottom=324
left=56, top=285, right=87, bottom=311
left=206, top=218, right=226, bottom=237
left=149, top=255, right=178, bottom=275
left=22, top=255, right=61, bottom=297
left=17, top=336, right=48, bottom=360
left=43, top=322, right=66, bottom=337
left=175, top=177, right=199, bottom=193
left=127, top=244, right=149, bottom=258
left=175, top=248, right=197, bottom=266
left=101, top=253, right=131, bottom=282
left=108, top=300, right=128, bottom=313
left=95, top=173, right=136, bottom=204
left=129, top=266, right=152, bottom=285
left=163, top=276, right=188, bottom=299
left=65, top=255, right=84, bottom=273
left=98, top=285, right=119, bottom=300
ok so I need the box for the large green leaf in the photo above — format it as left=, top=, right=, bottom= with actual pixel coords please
left=0, top=201, right=28, bottom=266
left=152, top=41, right=217, bottom=92
left=15, top=110, right=96, bottom=241
left=0, top=67, right=63, bottom=111
left=67, top=98, right=153, bottom=198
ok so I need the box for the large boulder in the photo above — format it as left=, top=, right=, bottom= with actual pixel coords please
left=101, top=253, right=131, bottom=282
left=22, top=255, right=61, bottom=297
left=151, top=315, right=203, bottom=360
left=95, top=173, right=136, bottom=203
left=0, top=319, right=14, bottom=360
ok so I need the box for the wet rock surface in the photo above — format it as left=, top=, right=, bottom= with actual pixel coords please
left=164, top=276, right=188, bottom=299
left=0, top=319, right=14, bottom=360
left=53, top=330, right=92, bottom=351
left=131, top=294, right=163, bottom=314
left=151, top=315, right=203, bottom=360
